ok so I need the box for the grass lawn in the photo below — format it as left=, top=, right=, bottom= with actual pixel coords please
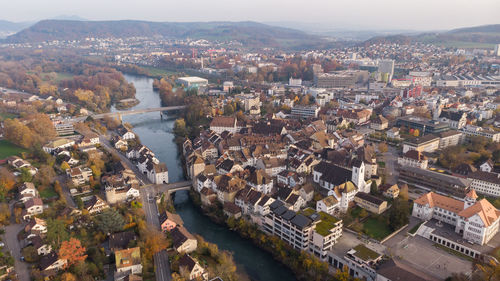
left=0, top=140, right=27, bottom=159
left=142, top=66, right=177, bottom=78
left=362, top=217, right=393, bottom=240
left=39, top=187, right=58, bottom=199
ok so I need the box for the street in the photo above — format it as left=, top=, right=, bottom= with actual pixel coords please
left=3, top=221, right=29, bottom=281
left=100, top=134, right=172, bottom=281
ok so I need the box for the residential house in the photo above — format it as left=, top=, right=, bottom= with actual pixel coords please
left=178, top=254, right=208, bottom=281
left=84, top=195, right=110, bottom=214
left=171, top=226, right=197, bottom=253
left=159, top=211, right=184, bottom=232
left=115, top=247, right=142, bottom=275
left=23, top=197, right=43, bottom=220
left=316, top=195, right=340, bottom=215
left=371, top=115, right=388, bottom=131
left=40, top=253, right=67, bottom=274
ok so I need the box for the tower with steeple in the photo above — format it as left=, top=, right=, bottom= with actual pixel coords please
left=464, top=189, right=478, bottom=209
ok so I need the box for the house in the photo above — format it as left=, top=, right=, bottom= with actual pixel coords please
left=30, top=235, right=52, bottom=255
left=115, top=247, right=142, bottom=275
left=480, top=159, right=494, bottom=173
left=84, top=195, right=110, bottom=214
left=371, top=115, right=388, bottom=131
left=200, top=187, right=217, bottom=206
left=105, top=186, right=140, bottom=204
left=171, top=226, right=197, bottom=253
left=397, top=150, right=428, bottom=169
left=246, top=169, right=273, bottom=194
left=67, top=167, right=93, bottom=186
left=412, top=190, right=500, bottom=246
left=223, top=202, right=242, bottom=218
left=386, top=127, right=400, bottom=139
left=299, top=184, right=314, bottom=203
left=7, top=156, right=31, bottom=169
left=114, top=137, right=129, bottom=150
left=439, top=110, right=467, bottom=129
left=18, top=182, right=39, bottom=203
left=316, top=195, right=339, bottom=215
left=117, top=126, right=136, bottom=140
left=256, top=157, right=286, bottom=177
left=40, top=253, right=67, bottom=273
left=148, top=162, right=169, bottom=184
left=25, top=217, right=47, bottom=238
left=354, top=193, right=388, bottom=214
left=159, top=211, right=184, bottom=232
left=277, top=170, right=304, bottom=188
left=380, top=184, right=400, bottom=199
left=109, top=231, right=137, bottom=252
left=178, top=254, right=208, bottom=281
left=42, top=138, right=75, bottom=153
left=23, top=197, right=43, bottom=220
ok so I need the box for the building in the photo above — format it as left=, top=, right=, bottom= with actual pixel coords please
left=408, top=71, right=432, bottom=87
left=354, top=193, right=388, bottom=214
left=402, top=134, right=440, bottom=154
left=495, top=44, right=500, bottom=57
left=396, top=116, right=449, bottom=135
left=378, top=60, right=394, bottom=82
left=381, top=184, right=400, bottom=199
left=397, top=150, right=428, bottom=169
left=84, top=195, right=110, bottom=214
left=54, top=121, right=74, bottom=136
left=316, top=195, right=339, bottom=215
left=178, top=254, right=208, bottom=281
left=467, top=171, right=500, bottom=197
left=291, top=105, right=320, bottom=119
left=438, top=110, right=467, bottom=129
left=461, top=125, right=500, bottom=142
left=327, top=243, right=384, bottom=281
left=171, top=226, right=197, bottom=253
left=370, top=115, right=388, bottom=131
left=398, top=166, right=471, bottom=197
left=159, top=211, right=184, bottom=232
left=314, top=70, right=368, bottom=88
left=438, top=130, right=464, bottom=149
left=23, top=197, right=43, bottom=220
left=264, top=202, right=343, bottom=261
left=412, top=190, right=500, bottom=247
left=115, top=247, right=142, bottom=275
left=176, top=76, right=209, bottom=88
left=210, top=116, right=238, bottom=134
left=42, top=138, right=75, bottom=153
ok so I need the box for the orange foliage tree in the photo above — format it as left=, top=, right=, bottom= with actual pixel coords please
left=59, top=238, right=87, bottom=268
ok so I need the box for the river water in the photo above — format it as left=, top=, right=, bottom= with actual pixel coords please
left=115, top=74, right=296, bottom=281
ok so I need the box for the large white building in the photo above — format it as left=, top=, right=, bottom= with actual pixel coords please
left=412, top=190, right=500, bottom=246
left=467, top=171, right=500, bottom=197
left=264, top=202, right=343, bottom=261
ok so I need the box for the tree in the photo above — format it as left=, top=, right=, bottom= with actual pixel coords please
left=46, top=219, right=69, bottom=248
left=19, top=167, right=33, bottom=182
left=388, top=199, right=410, bottom=230
left=61, top=272, right=77, bottom=281
left=22, top=246, right=39, bottom=263
left=0, top=203, right=10, bottom=225
left=140, top=226, right=169, bottom=259
left=59, top=238, right=87, bottom=268
left=35, top=165, right=56, bottom=187
left=95, top=209, right=125, bottom=234
left=378, top=142, right=388, bottom=153
left=60, top=161, right=71, bottom=171
left=0, top=167, right=16, bottom=192
left=399, top=184, right=409, bottom=201
left=173, top=118, right=187, bottom=137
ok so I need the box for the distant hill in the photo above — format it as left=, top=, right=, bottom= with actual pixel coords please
left=363, top=24, right=500, bottom=47
left=4, top=20, right=337, bottom=49
left=0, top=20, right=32, bottom=38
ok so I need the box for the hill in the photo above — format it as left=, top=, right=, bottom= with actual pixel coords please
left=0, top=20, right=32, bottom=38
left=4, top=20, right=336, bottom=50
left=363, top=24, right=500, bottom=48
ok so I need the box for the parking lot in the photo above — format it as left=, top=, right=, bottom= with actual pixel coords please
left=388, top=235, right=472, bottom=280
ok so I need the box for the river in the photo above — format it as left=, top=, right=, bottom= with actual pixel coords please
left=114, top=74, right=296, bottom=281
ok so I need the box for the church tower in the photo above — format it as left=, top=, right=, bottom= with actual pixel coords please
left=352, top=160, right=366, bottom=192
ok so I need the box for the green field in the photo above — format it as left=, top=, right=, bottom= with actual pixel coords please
left=361, top=217, right=393, bottom=240
left=0, top=140, right=27, bottom=159
left=141, top=66, right=177, bottom=78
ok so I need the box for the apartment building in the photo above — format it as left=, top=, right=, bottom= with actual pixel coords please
left=467, top=171, right=500, bottom=197
left=290, top=105, right=320, bottom=119
left=264, top=202, right=343, bottom=261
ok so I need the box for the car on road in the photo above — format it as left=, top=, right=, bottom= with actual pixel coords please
left=0, top=242, right=4, bottom=247
left=148, top=194, right=154, bottom=202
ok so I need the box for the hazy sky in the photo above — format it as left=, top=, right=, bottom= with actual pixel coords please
left=1, top=0, right=499, bottom=30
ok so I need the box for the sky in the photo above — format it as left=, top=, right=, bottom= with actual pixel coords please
left=1, top=0, right=499, bottom=31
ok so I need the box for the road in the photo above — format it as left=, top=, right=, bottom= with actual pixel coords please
left=382, top=145, right=399, bottom=185
left=3, top=203, right=30, bottom=281
left=99, top=135, right=172, bottom=281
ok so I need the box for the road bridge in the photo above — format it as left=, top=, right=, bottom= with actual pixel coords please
left=92, top=105, right=187, bottom=120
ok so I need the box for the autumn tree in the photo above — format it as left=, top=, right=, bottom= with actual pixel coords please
left=378, top=142, right=388, bottom=153
left=3, top=118, right=35, bottom=148
left=140, top=226, right=169, bottom=259
left=35, top=165, right=56, bottom=188
left=59, top=238, right=87, bottom=267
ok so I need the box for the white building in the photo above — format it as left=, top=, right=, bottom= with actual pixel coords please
left=467, top=171, right=500, bottom=197
left=412, top=190, right=500, bottom=246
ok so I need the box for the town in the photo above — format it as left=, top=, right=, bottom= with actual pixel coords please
left=0, top=12, right=499, bottom=281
